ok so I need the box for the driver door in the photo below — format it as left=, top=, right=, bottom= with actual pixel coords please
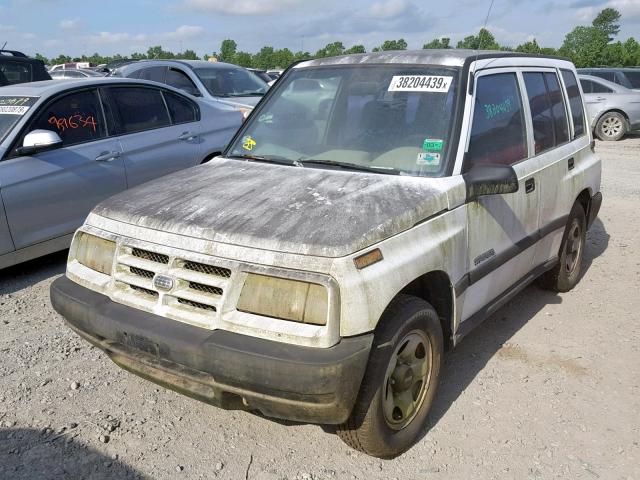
left=0, top=88, right=126, bottom=249
left=459, top=70, right=540, bottom=325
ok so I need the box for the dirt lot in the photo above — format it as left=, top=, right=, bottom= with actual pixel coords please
left=1, top=136, right=639, bottom=480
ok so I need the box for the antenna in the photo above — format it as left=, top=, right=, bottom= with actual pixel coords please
left=471, top=0, right=495, bottom=81
left=1, top=41, right=7, bottom=50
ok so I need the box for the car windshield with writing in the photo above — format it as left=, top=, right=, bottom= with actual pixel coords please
left=0, top=96, right=38, bottom=142
left=194, top=67, right=268, bottom=97
left=227, top=65, right=460, bottom=177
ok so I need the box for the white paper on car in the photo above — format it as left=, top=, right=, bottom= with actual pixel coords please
left=388, top=76, right=453, bottom=93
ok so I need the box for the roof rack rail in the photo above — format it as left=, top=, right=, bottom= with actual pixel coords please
left=0, top=50, right=28, bottom=58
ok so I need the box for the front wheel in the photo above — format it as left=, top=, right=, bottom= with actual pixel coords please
left=595, top=111, right=627, bottom=141
left=336, top=295, right=443, bottom=459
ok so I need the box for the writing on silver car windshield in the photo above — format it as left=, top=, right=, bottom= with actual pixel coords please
left=228, top=65, right=459, bottom=177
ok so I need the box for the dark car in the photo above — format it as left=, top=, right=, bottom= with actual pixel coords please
left=0, top=50, right=51, bottom=86
left=577, top=67, right=640, bottom=92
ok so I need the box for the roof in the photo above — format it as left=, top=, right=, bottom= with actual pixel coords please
left=296, top=49, right=564, bottom=68
left=578, top=67, right=640, bottom=71
left=126, top=59, right=242, bottom=70
left=0, top=77, right=169, bottom=97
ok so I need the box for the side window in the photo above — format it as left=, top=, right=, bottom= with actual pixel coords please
left=65, top=70, right=84, bottom=78
left=591, top=71, right=615, bottom=83
left=0, top=61, right=31, bottom=84
left=25, top=89, right=106, bottom=147
left=138, top=66, right=166, bottom=83
left=544, top=72, right=570, bottom=145
left=467, top=72, right=527, bottom=166
left=523, top=72, right=556, bottom=154
left=166, top=68, right=199, bottom=95
left=107, top=87, right=171, bottom=134
left=561, top=70, right=586, bottom=138
left=591, top=81, right=613, bottom=94
left=579, top=79, right=592, bottom=94
left=163, top=91, right=198, bottom=124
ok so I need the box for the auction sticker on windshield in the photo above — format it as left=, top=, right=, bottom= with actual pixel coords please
left=0, top=96, right=38, bottom=115
left=388, top=76, right=452, bottom=93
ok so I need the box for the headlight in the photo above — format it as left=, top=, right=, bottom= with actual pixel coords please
left=237, top=273, right=328, bottom=325
left=72, top=232, right=116, bottom=275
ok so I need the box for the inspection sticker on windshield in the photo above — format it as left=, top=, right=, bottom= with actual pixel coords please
left=417, top=152, right=441, bottom=166
left=388, top=76, right=452, bottom=93
left=0, top=96, right=37, bottom=115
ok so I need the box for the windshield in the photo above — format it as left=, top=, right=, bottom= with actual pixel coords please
left=624, top=71, right=640, bottom=89
left=194, top=67, right=268, bottom=97
left=227, top=65, right=459, bottom=176
left=0, top=96, right=38, bottom=142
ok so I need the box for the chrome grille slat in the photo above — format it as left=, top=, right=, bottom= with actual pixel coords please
left=114, top=271, right=155, bottom=291
left=117, top=254, right=164, bottom=271
left=129, top=284, right=159, bottom=298
left=171, top=289, right=220, bottom=307
left=188, top=281, right=223, bottom=296
left=183, top=260, right=231, bottom=278
left=177, top=298, right=217, bottom=312
left=130, top=266, right=154, bottom=279
left=132, top=248, right=169, bottom=265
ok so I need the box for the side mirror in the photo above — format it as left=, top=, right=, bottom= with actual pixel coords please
left=17, top=129, right=63, bottom=156
left=462, top=164, right=519, bottom=202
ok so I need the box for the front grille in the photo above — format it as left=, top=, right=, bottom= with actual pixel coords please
left=178, top=298, right=217, bottom=312
left=132, top=248, right=169, bottom=265
left=188, top=281, right=223, bottom=296
left=130, top=285, right=159, bottom=298
left=112, top=244, right=234, bottom=328
left=184, top=261, right=231, bottom=278
left=130, top=266, right=154, bottom=279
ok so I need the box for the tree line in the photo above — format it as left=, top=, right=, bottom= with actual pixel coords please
left=36, top=8, right=638, bottom=69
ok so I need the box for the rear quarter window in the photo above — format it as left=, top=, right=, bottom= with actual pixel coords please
left=561, top=70, right=586, bottom=138
left=163, top=90, right=198, bottom=124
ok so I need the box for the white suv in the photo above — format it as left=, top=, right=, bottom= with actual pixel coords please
left=51, top=50, right=602, bottom=458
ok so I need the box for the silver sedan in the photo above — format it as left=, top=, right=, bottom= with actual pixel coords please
left=579, top=74, right=640, bottom=141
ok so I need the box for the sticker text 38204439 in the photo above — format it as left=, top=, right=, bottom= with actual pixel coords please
left=388, top=76, right=453, bottom=93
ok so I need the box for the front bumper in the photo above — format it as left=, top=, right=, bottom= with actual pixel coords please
left=51, top=276, right=373, bottom=424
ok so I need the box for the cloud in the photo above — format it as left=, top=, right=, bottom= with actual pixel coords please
left=369, top=0, right=411, bottom=18
left=181, top=0, right=300, bottom=15
left=59, top=18, right=81, bottom=30
left=86, top=25, right=205, bottom=46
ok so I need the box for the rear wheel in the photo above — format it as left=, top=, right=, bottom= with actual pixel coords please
left=538, top=202, right=586, bottom=292
left=595, top=111, right=627, bottom=141
left=336, top=295, right=443, bottom=459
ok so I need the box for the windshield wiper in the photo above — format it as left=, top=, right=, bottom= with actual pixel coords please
left=298, top=159, right=401, bottom=175
left=227, top=153, right=302, bottom=167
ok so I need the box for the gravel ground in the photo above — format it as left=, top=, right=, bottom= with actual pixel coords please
left=1, top=136, right=639, bottom=480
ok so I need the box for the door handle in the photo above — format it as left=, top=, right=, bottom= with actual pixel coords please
left=178, top=132, right=197, bottom=141
left=568, top=157, right=575, bottom=171
left=95, top=151, right=121, bottom=162
left=595, top=96, right=606, bottom=101
left=525, top=178, right=535, bottom=194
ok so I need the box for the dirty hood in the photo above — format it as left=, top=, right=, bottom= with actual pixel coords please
left=92, top=159, right=450, bottom=257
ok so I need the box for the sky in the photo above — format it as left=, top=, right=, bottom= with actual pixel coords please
left=1, top=0, right=639, bottom=59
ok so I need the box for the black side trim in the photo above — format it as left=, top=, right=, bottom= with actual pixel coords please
left=455, top=257, right=558, bottom=342
left=455, top=214, right=568, bottom=297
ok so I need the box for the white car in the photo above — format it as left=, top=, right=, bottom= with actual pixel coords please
left=51, top=50, right=602, bottom=458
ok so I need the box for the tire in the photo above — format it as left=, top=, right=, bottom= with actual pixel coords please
left=537, top=202, right=586, bottom=292
left=595, top=111, right=627, bottom=141
left=336, top=295, right=443, bottom=459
